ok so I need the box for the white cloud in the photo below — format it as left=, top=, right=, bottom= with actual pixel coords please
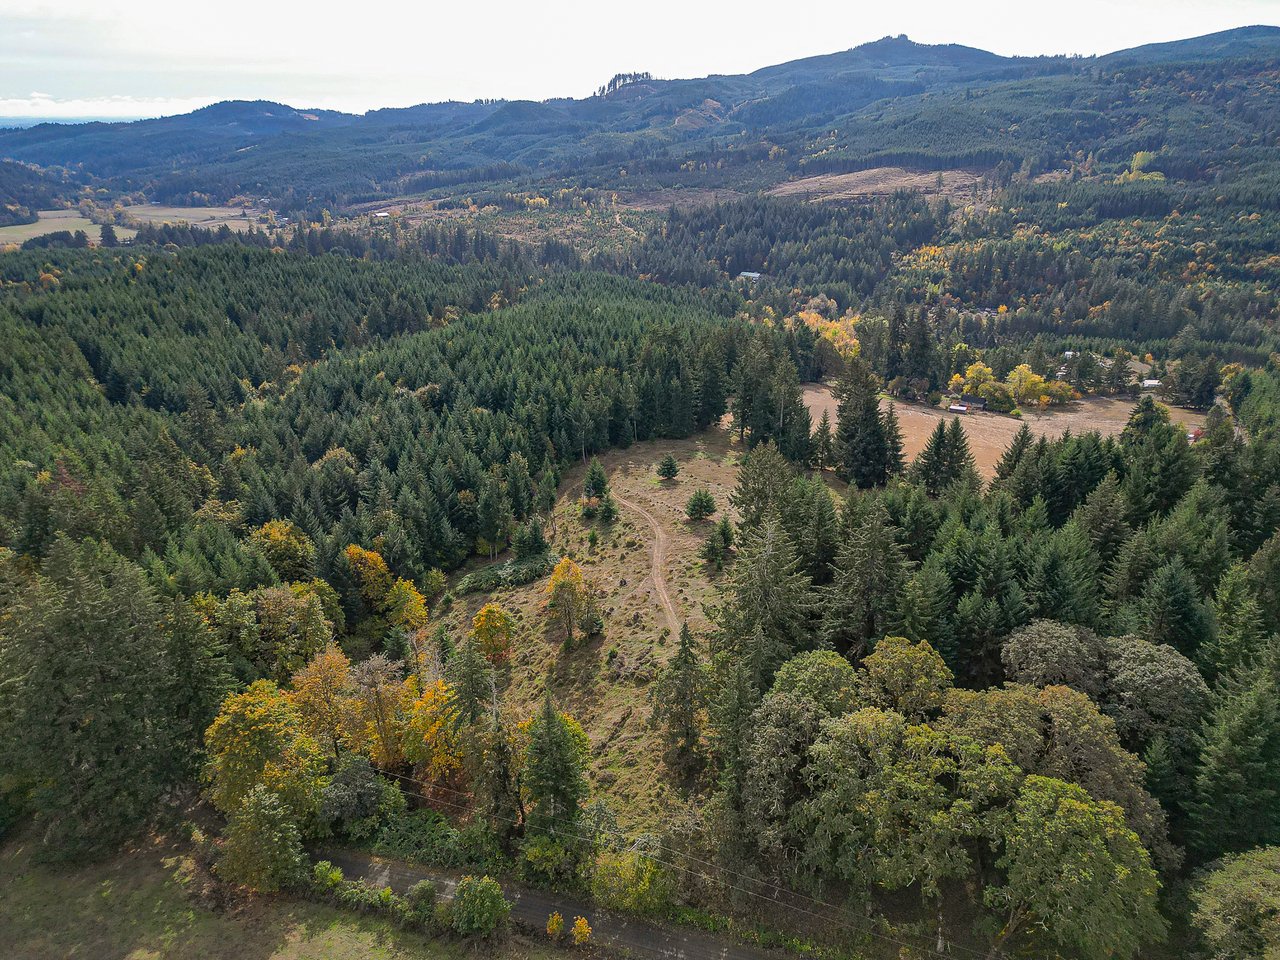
left=0, top=0, right=1276, bottom=116
left=0, top=93, right=217, bottom=120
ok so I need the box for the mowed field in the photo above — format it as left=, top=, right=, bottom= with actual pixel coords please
left=440, top=431, right=743, bottom=828
left=124, top=204, right=258, bottom=232
left=768, top=166, right=983, bottom=202
left=803, top=385, right=1209, bottom=479
left=0, top=208, right=136, bottom=244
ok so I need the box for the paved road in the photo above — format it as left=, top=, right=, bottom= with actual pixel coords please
left=323, top=849, right=784, bottom=960
left=613, top=493, right=680, bottom=636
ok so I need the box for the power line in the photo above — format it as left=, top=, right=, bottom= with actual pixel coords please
left=376, top=766, right=980, bottom=960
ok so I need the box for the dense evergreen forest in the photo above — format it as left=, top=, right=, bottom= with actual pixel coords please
left=5, top=23, right=1280, bottom=960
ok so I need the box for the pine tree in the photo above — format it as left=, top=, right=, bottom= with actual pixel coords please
left=719, top=516, right=814, bottom=686
left=649, top=624, right=708, bottom=775
left=445, top=639, right=495, bottom=726
left=883, top=402, right=904, bottom=478
left=943, top=417, right=979, bottom=490
left=1189, top=657, right=1280, bottom=860
left=893, top=556, right=954, bottom=653
left=822, top=501, right=906, bottom=659
left=911, top=420, right=951, bottom=496
left=1142, top=558, right=1215, bottom=656
left=994, top=423, right=1035, bottom=485
left=1073, top=472, right=1131, bottom=565
left=525, top=692, right=588, bottom=837
left=583, top=457, right=609, bottom=500
left=1204, top=563, right=1268, bottom=682
left=833, top=357, right=891, bottom=488
left=812, top=409, right=834, bottom=470
left=657, top=453, right=679, bottom=480
left=685, top=488, right=717, bottom=522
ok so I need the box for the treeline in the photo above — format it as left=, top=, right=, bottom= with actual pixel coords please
left=645, top=385, right=1280, bottom=956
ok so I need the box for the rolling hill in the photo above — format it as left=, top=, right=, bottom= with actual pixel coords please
left=1, top=26, right=1278, bottom=211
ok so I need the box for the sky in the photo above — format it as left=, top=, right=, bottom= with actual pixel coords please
left=3, top=0, right=1279, bottom=119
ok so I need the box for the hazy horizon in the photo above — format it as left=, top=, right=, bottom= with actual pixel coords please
left=2, top=0, right=1279, bottom=120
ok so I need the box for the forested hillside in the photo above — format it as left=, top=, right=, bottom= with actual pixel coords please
left=5, top=22, right=1280, bottom=960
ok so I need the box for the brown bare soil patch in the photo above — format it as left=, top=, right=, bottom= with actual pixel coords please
left=803, top=385, right=1209, bottom=480
left=768, top=167, right=982, bottom=202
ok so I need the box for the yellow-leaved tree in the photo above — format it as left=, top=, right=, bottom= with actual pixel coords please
left=546, top=557, right=587, bottom=646
left=289, top=644, right=355, bottom=760
left=473, top=602, right=515, bottom=665
left=403, top=678, right=463, bottom=782
left=204, top=680, right=327, bottom=829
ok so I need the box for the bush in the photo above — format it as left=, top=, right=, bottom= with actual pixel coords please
left=455, top=553, right=553, bottom=595
left=520, top=834, right=585, bottom=887
left=572, top=915, right=592, bottom=945
left=404, top=879, right=438, bottom=923
left=311, top=859, right=345, bottom=892
left=547, top=911, right=565, bottom=939
left=451, top=875, right=511, bottom=936
left=216, top=785, right=306, bottom=892
left=591, top=849, right=676, bottom=917
left=374, top=811, right=466, bottom=866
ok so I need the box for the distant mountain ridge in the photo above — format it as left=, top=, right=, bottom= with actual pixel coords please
left=2, top=25, right=1278, bottom=210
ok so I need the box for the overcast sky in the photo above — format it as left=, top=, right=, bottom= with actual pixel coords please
left=3, top=0, right=1279, bottom=118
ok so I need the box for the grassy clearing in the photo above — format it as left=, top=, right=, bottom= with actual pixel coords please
left=442, top=429, right=743, bottom=829
left=0, top=831, right=559, bottom=960
left=802, top=385, right=1209, bottom=480
left=0, top=209, right=136, bottom=245
left=123, top=204, right=258, bottom=232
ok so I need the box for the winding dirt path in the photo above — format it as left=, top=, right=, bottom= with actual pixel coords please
left=614, top=492, right=680, bottom=635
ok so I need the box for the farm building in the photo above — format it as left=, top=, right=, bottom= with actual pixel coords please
left=960, top=394, right=987, bottom=411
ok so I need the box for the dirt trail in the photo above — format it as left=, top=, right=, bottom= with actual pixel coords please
left=614, top=492, right=680, bottom=635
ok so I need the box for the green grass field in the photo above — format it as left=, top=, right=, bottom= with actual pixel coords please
left=1, top=832, right=559, bottom=960
left=0, top=209, right=132, bottom=245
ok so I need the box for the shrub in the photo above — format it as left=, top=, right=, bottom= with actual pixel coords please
left=311, top=859, right=345, bottom=892
left=591, top=849, right=676, bottom=917
left=216, top=785, right=306, bottom=892
left=547, top=911, right=565, bottom=939
left=572, top=915, right=592, bottom=945
left=374, top=810, right=465, bottom=866
left=520, top=834, right=584, bottom=887
left=451, top=875, right=511, bottom=936
left=404, top=879, right=438, bottom=922
left=455, top=553, right=553, bottom=595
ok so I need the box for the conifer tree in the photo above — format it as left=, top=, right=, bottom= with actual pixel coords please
left=833, top=357, right=891, bottom=488
left=822, top=501, right=906, bottom=659
left=1141, top=558, right=1215, bottom=656
left=1073, top=472, right=1131, bottom=565
left=719, top=516, right=814, bottom=686
left=812, top=409, right=834, bottom=470
left=1205, top=562, right=1268, bottom=681
left=525, top=692, right=588, bottom=837
left=445, top=639, right=495, bottom=726
left=1189, top=656, right=1280, bottom=859
left=911, top=420, right=951, bottom=496
left=649, top=623, right=708, bottom=774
